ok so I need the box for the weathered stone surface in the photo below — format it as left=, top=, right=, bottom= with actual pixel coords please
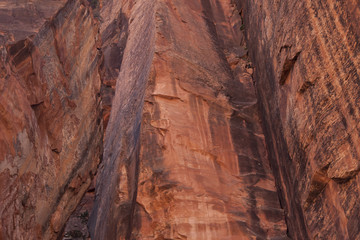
left=0, top=0, right=67, bottom=43
left=2, top=0, right=359, bottom=239
left=62, top=183, right=95, bottom=239
left=89, top=1, right=156, bottom=239
left=237, top=0, right=360, bottom=239
left=98, top=0, right=129, bottom=129
left=90, top=0, right=287, bottom=239
left=0, top=0, right=102, bottom=239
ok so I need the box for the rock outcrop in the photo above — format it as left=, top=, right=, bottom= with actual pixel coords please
left=237, top=0, right=360, bottom=239
left=90, top=0, right=287, bottom=239
left=0, top=0, right=102, bottom=239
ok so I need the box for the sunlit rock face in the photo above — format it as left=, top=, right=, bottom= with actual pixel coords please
left=90, top=0, right=287, bottom=239
left=237, top=0, right=360, bottom=239
left=0, top=0, right=102, bottom=239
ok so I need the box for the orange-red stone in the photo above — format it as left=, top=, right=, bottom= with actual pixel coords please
left=0, top=1, right=102, bottom=239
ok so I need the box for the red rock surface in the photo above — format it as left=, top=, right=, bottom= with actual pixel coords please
left=0, top=0, right=102, bottom=239
left=0, top=0, right=67, bottom=43
left=90, top=0, right=287, bottom=239
left=1, top=0, right=360, bottom=239
left=237, top=0, right=360, bottom=239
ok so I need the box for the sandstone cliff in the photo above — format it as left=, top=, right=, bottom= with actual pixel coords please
left=0, top=0, right=102, bottom=239
left=0, top=0, right=359, bottom=239
left=90, top=0, right=287, bottom=239
left=237, top=0, right=360, bottom=239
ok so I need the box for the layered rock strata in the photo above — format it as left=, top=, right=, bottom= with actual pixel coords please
left=90, top=0, right=288, bottom=239
left=0, top=0, right=102, bottom=239
left=237, top=0, right=360, bottom=239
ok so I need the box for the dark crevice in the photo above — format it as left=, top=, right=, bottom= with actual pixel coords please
left=279, top=51, right=301, bottom=85
left=233, top=1, right=311, bottom=238
left=299, top=80, right=315, bottom=93
left=304, top=164, right=330, bottom=210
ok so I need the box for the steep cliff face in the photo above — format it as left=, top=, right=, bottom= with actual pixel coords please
left=237, top=0, right=360, bottom=239
left=0, top=0, right=102, bottom=239
left=90, top=0, right=287, bottom=239
left=1, top=0, right=360, bottom=239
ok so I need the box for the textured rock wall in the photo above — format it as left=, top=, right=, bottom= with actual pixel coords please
left=2, top=0, right=359, bottom=239
left=237, top=0, right=360, bottom=239
left=0, top=0, right=102, bottom=239
left=0, top=0, right=67, bottom=42
left=89, top=0, right=156, bottom=239
left=90, top=0, right=287, bottom=239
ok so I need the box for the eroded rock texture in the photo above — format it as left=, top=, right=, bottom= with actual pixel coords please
left=90, top=0, right=287, bottom=239
left=1, top=0, right=359, bottom=239
left=0, top=0, right=102, bottom=239
left=0, top=0, right=67, bottom=43
left=237, top=0, right=360, bottom=239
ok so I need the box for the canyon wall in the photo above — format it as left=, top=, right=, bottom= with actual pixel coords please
left=90, top=0, right=288, bottom=239
left=1, top=0, right=360, bottom=239
left=0, top=0, right=102, bottom=239
left=237, top=0, right=360, bottom=239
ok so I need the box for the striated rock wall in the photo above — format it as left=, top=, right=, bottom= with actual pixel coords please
left=0, top=0, right=102, bottom=239
left=1, top=0, right=359, bottom=239
left=134, top=0, right=287, bottom=239
left=90, top=0, right=287, bottom=239
left=89, top=0, right=157, bottom=239
left=237, top=0, right=360, bottom=239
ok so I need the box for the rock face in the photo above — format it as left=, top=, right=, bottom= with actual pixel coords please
left=1, top=0, right=360, bottom=239
left=90, top=0, right=287, bottom=239
left=237, top=0, right=360, bottom=239
left=0, top=0, right=67, bottom=43
left=0, top=0, right=102, bottom=239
